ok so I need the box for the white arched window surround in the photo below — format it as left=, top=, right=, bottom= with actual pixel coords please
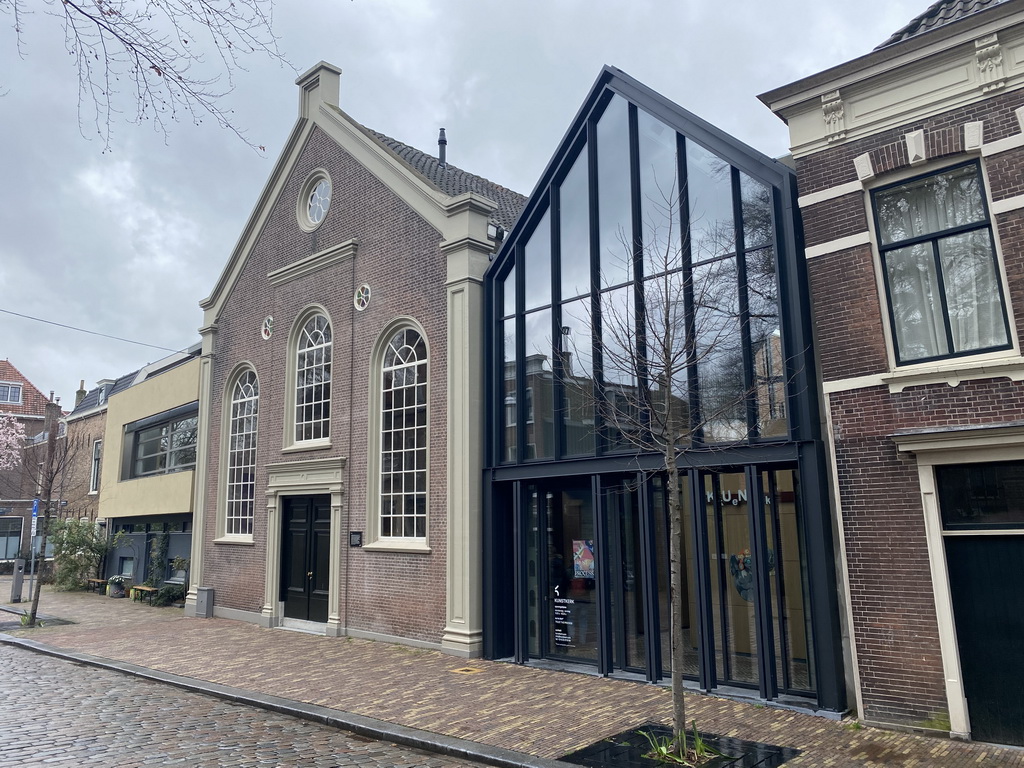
left=216, top=364, right=259, bottom=543
left=284, top=306, right=333, bottom=451
left=364, top=318, right=432, bottom=553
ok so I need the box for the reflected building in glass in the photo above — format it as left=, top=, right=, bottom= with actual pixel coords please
left=482, top=68, right=846, bottom=714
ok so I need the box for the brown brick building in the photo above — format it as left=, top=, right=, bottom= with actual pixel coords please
left=762, top=0, right=1024, bottom=746
left=0, top=360, right=61, bottom=558
left=187, top=63, right=524, bottom=657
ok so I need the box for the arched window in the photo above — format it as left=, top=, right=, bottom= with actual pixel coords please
left=380, top=328, right=428, bottom=538
left=295, top=314, right=332, bottom=442
left=227, top=370, right=258, bottom=536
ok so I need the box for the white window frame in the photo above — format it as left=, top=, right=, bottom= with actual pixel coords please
left=870, top=160, right=1014, bottom=368
left=225, top=369, right=259, bottom=538
left=89, top=439, right=102, bottom=494
left=364, top=319, right=431, bottom=552
left=284, top=307, right=333, bottom=451
left=0, top=382, right=22, bottom=404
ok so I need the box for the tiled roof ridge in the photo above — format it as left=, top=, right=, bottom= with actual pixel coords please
left=325, top=105, right=526, bottom=232
left=67, top=368, right=141, bottom=416
left=0, top=359, right=52, bottom=410
left=877, top=0, right=1008, bottom=49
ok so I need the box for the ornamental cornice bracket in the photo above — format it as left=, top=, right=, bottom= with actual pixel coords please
left=820, top=90, right=846, bottom=143
left=975, top=33, right=1005, bottom=93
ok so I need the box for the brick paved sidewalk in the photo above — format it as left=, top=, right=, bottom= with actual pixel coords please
left=2, top=583, right=1021, bottom=767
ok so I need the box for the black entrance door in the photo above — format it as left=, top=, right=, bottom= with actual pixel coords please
left=281, top=495, right=331, bottom=623
left=946, top=535, right=1024, bottom=746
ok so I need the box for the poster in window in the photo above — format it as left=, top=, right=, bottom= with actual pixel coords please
left=573, top=539, right=595, bottom=579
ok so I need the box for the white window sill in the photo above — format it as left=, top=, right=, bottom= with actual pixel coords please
left=362, top=539, right=431, bottom=554
left=281, top=439, right=332, bottom=454
left=213, top=535, right=255, bottom=546
left=882, top=353, right=1024, bottom=393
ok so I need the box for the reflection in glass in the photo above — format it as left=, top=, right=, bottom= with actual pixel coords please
left=524, top=210, right=552, bottom=311
left=600, top=287, right=637, bottom=452
left=638, top=109, right=681, bottom=279
left=740, top=173, right=772, bottom=250
left=547, top=482, right=598, bottom=663
left=607, top=479, right=646, bottom=672
left=706, top=472, right=759, bottom=686
left=502, top=317, right=516, bottom=463
left=643, top=274, right=690, bottom=441
left=746, top=245, right=784, bottom=437
left=693, top=258, right=745, bottom=443
left=687, top=142, right=734, bottom=264
left=937, top=461, right=1024, bottom=529
left=939, top=230, right=1007, bottom=353
left=526, top=485, right=542, bottom=656
left=560, top=146, right=591, bottom=301
left=524, top=309, right=554, bottom=459
left=655, top=475, right=699, bottom=677
left=560, top=298, right=595, bottom=456
left=597, top=96, right=632, bottom=288
left=502, top=266, right=516, bottom=318
left=763, top=469, right=815, bottom=693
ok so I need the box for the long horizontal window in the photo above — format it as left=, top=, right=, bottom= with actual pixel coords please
left=124, top=404, right=198, bottom=479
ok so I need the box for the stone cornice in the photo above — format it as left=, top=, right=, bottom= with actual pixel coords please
left=267, top=239, right=358, bottom=286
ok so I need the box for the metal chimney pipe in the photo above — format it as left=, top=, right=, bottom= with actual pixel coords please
left=438, top=128, right=447, bottom=168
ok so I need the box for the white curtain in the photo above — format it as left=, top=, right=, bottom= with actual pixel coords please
left=877, top=167, right=1003, bottom=361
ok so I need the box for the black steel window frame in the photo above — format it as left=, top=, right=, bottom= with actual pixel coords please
left=872, top=160, right=1011, bottom=366
left=120, top=402, right=199, bottom=480
left=490, top=91, right=792, bottom=470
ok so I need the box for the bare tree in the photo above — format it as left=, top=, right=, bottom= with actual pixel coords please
left=2, top=0, right=288, bottom=150
left=18, top=402, right=90, bottom=626
left=561, top=169, right=784, bottom=761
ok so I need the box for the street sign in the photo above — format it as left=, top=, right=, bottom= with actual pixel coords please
left=30, top=499, right=38, bottom=538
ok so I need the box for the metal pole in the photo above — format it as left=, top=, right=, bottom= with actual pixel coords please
left=26, top=498, right=38, bottom=604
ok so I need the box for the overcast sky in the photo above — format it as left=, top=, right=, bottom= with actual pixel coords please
left=0, top=0, right=923, bottom=408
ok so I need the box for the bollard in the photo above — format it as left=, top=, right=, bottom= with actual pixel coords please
left=10, top=558, right=25, bottom=603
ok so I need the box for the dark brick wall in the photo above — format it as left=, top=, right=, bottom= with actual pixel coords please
left=202, top=125, right=450, bottom=644
left=798, top=88, right=1024, bottom=727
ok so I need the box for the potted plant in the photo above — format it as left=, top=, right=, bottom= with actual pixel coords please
left=107, top=574, right=129, bottom=598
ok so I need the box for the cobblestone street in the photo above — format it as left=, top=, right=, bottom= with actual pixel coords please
left=0, top=645, right=484, bottom=768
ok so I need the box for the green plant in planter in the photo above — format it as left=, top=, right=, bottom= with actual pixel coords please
left=107, top=574, right=129, bottom=597
left=641, top=723, right=724, bottom=767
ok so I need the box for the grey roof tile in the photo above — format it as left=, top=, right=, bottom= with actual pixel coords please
left=877, top=0, right=1008, bottom=48
left=328, top=106, right=526, bottom=232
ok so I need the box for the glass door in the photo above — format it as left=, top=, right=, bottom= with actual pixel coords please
left=606, top=479, right=646, bottom=673
left=524, top=479, right=599, bottom=664
left=706, top=471, right=760, bottom=687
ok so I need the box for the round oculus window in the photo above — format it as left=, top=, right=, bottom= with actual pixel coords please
left=308, top=179, right=331, bottom=225
left=297, top=170, right=332, bottom=231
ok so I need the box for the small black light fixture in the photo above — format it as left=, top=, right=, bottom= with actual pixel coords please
left=349, top=531, right=363, bottom=547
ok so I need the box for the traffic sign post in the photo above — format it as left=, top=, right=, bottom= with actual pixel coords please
left=27, top=499, right=39, bottom=602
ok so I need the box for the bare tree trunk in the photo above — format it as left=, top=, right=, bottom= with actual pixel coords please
left=667, top=459, right=688, bottom=756
left=27, top=401, right=59, bottom=628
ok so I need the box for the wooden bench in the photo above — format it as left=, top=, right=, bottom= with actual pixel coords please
left=85, top=578, right=107, bottom=593
left=130, top=585, right=158, bottom=605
